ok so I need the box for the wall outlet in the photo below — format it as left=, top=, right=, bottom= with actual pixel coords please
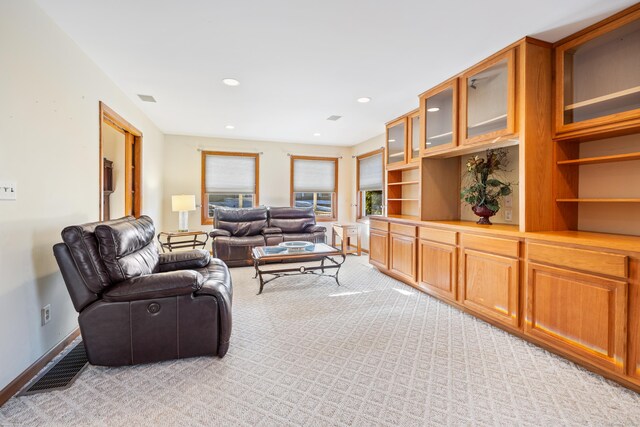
left=41, top=304, right=51, bottom=326
left=503, top=208, right=513, bottom=222
left=0, top=181, right=17, bottom=200
left=503, top=194, right=513, bottom=208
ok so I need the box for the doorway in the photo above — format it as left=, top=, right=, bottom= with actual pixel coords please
left=99, top=102, right=142, bottom=220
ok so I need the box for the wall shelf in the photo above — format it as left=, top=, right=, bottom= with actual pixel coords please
left=468, top=114, right=508, bottom=129
left=557, top=152, right=640, bottom=166
left=564, top=86, right=640, bottom=111
left=387, top=198, right=420, bottom=202
left=387, top=181, right=419, bottom=186
left=556, top=198, right=640, bottom=203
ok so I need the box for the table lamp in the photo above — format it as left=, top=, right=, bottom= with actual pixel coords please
left=172, top=195, right=196, bottom=232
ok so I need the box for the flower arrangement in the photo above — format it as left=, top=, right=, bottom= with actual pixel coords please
left=460, top=148, right=513, bottom=224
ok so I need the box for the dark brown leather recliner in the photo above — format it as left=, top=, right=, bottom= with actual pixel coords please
left=210, top=206, right=326, bottom=267
left=53, top=215, right=232, bottom=366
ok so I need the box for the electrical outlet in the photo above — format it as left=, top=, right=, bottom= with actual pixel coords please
left=504, top=194, right=513, bottom=208
left=41, top=304, right=51, bottom=326
left=503, top=208, right=513, bottom=222
left=0, top=181, right=17, bottom=200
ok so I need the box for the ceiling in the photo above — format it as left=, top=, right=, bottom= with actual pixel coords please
left=36, top=0, right=637, bottom=146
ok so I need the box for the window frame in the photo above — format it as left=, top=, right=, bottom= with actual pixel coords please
left=289, top=155, right=339, bottom=222
left=201, top=150, right=260, bottom=225
left=356, top=148, right=385, bottom=220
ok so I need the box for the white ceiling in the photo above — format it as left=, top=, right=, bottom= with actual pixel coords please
left=36, top=0, right=637, bottom=146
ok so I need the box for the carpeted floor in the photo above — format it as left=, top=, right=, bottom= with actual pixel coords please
left=2, top=256, right=640, bottom=426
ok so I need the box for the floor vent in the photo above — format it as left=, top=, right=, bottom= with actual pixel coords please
left=19, top=341, right=88, bottom=396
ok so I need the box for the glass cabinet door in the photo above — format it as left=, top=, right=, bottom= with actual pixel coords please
left=557, top=15, right=640, bottom=134
left=386, top=118, right=407, bottom=166
left=461, top=49, right=515, bottom=144
left=407, top=111, right=420, bottom=162
left=420, top=79, right=457, bottom=154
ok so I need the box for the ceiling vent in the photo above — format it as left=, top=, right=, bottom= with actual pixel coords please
left=137, top=94, right=156, bottom=103
left=326, top=115, right=342, bottom=121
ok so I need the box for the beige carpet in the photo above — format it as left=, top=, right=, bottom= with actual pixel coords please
left=2, top=256, right=640, bottom=426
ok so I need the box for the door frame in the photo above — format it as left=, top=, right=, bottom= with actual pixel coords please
left=98, top=101, right=142, bottom=220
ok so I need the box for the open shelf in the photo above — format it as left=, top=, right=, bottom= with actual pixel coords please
left=387, top=181, right=419, bottom=186
left=564, top=86, right=640, bottom=111
left=387, top=198, right=419, bottom=202
left=468, top=114, right=507, bottom=129
left=557, top=198, right=640, bottom=203
left=557, top=151, right=640, bottom=166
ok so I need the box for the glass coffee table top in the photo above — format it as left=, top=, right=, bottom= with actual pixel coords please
left=252, top=243, right=341, bottom=260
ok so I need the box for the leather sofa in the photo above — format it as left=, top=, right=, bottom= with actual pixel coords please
left=53, top=215, right=232, bottom=366
left=210, top=206, right=327, bottom=267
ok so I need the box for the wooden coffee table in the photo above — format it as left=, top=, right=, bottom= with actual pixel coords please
left=251, top=243, right=346, bottom=294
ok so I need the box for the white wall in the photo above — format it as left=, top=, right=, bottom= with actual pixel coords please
left=101, top=125, right=126, bottom=219
left=0, top=0, right=165, bottom=391
left=162, top=135, right=354, bottom=237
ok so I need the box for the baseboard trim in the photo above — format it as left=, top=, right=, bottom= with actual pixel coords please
left=0, top=327, right=80, bottom=406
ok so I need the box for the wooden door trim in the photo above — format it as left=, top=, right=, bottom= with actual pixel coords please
left=99, top=101, right=142, bottom=220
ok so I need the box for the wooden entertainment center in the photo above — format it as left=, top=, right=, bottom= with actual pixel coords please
left=370, top=4, right=640, bottom=391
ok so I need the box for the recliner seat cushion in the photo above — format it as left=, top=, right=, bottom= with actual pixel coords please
left=213, top=235, right=265, bottom=262
left=215, top=207, right=268, bottom=237
left=94, top=215, right=159, bottom=283
left=268, top=207, right=316, bottom=233
left=61, top=216, right=135, bottom=292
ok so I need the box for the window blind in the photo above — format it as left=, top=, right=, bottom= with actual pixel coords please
left=293, top=158, right=336, bottom=193
left=205, top=154, right=256, bottom=193
left=359, top=153, right=383, bottom=191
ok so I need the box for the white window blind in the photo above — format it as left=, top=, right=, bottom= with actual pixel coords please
left=205, top=154, right=256, bottom=193
left=359, top=153, right=383, bottom=191
left=293, top=159, right=336, bottom=192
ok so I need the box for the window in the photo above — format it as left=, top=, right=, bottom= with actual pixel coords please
left=201, top=151, right=259, bottom=224
left=290, top=156, right=338, bottom=221
left=356, top=148, right=384, bottom=219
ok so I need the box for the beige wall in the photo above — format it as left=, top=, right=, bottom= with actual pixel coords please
left=101, top=125, right=126, bottom=219
left=0, top=0, right=165, bottom=390
left=162, top=135, right=355, bottom=237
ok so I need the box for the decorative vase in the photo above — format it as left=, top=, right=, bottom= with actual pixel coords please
left=472, top=205, right=496, bottom=225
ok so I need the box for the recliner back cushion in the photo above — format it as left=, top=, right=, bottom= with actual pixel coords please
left=61, top=216, right=135, bottom=293
left=214, top=207, right=268, bottom=237
left=268, top=207, right=316, bottom=233
left=95, top=215, right=159, bottom=283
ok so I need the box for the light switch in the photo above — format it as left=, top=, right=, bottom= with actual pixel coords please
left=503, top=195, right=513, bottom=208
left=0, top=181, right=17, bottom=200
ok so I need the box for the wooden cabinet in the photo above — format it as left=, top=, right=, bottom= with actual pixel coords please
left=525, top=263, right=627, bottom=373
left=407, top=110, right=421, bottom=163
left=459, top=233, right=520, bottom=328
left=386, top=116, right=407, bottom=167
left=369, top=220, right=389, bottom=270
left=460, top=49, right=516, bottom=145
left=419, top=239, right=457, bottom=301
left=554, top=7, right=640, bottom=139
left=419, top=78, right=458, bottom=155
left=388, top=223, right=417, bottom=282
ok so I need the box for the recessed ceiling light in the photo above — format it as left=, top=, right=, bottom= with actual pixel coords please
left=222, top=78, right=240, bottom=86
left=313, top=132, right=321, bottom=137
left=225, top=125, right=235, bottom=130
left=137, top=94, right=156, bottom=103
left=357, top=97, right=371, bottom=103
left=388, top=139, right=396, bottom=143
left=427, top=107, right=440, bottom=112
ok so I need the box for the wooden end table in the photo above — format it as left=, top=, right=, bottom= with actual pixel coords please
left=331, top=223, right=361, bottom=256
left=157, top=231, right=209, bottom=253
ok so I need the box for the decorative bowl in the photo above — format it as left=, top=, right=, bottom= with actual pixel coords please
left=263, top=246, right=287, bottom=254
left=278, top=241, right=315, bottom=253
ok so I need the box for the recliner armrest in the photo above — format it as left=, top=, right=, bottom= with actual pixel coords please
left=157, top=249, right=211, bottom=272
left=103, top=270, right=205, bottom=302
left=210, top=229, right=232, bottom=238
left=261, top=227, right=282, bottom=235
left=304, top=224, right=326, bottom=233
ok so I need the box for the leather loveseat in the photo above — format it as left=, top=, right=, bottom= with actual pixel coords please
left=210, top=206, right=326, bottom=267
left=53, top=215, right=232, bottom=366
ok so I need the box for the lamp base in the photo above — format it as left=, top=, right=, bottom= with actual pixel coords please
left=178, top=211, right=189, bottom=232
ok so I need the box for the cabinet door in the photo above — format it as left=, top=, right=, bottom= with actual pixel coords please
left=407, top=111, right=421, bottom=163
left=460, top=49, right=516, bottom=145
left=555, top=12, right=640, bottom=137
left=525, top=263, right=627, bottom=373
left=460, top=248, right=519, bottom=328
left=369, top=230, right=389, bottom=270
left=390, top=234, right=417, bottom=282
left=386, top=117, right=407, bottom=167
left=419, top=79, right=458, bottom=155
left=419, top=240, right=457, bottom=301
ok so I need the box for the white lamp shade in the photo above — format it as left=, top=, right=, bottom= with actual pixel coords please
left=172, top=195, right=196, bottom=212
